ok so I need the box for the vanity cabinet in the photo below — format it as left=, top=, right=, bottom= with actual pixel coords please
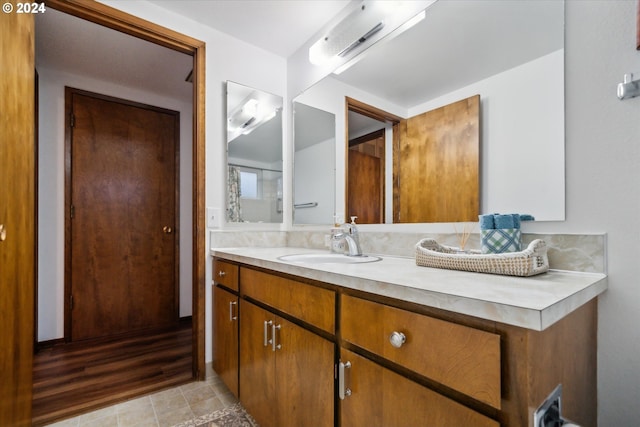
left=339, top=348, right=498, bottom=427
left=212, top=259, right=240, bottom=397
left=212, top=285, right=239, bottom=397
left=239, top=268, right=335, bottom=427
left=211, top=255, right=599, bottom=427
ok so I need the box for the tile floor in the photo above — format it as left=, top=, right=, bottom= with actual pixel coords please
left=45, top=364, right=238, bottom=427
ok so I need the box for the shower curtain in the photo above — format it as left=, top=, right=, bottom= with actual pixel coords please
left=227, top=166, right=242, bottom=222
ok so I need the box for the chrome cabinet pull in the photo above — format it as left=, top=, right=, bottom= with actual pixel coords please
left=229, top=301, right=237, bottom=321
left=263, top=320, right=273, bottom=347
left=272, top=323, right=282, bottom=351
left=389, top=331, right=406, bottom=348
left=218, top=270, right=226, bottom=277
left=338, top=361, right=352, bottom=400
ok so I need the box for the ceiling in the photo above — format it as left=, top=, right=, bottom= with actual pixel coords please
left=149, top=0, right=353, bottom=58
left=35, top=1, right=354, bottom=104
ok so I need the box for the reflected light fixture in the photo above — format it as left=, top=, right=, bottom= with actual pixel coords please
left=228, top=97, right=279, bottom=142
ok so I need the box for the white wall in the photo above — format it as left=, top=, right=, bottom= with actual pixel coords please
left=37, top=66, right=193, bottom=341
left=561, top=2, right=640, bottom=425
left=294, top=138, right=335, bottom=224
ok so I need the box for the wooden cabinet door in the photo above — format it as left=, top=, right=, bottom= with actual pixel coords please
left=0, top=7, right=34, bottom=426
left=239, top=300, right=276, bottom=427
left=276, top=316, right=334, bottom=427
left=212, top=286, right=239, bottom=397
left=340, top=349, right=499, bottom=427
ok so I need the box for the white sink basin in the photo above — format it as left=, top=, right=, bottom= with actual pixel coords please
left=278, top=253, right=382, bottom=264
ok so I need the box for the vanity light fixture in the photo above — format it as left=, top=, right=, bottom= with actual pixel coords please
left=333, top=9, right=427, bottom=75
left=309, top=1, right=391, bottom=66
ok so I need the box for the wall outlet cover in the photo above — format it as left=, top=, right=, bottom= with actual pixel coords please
left=207, top=207, right=222, bottom=229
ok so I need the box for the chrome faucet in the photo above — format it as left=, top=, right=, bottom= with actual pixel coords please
left=332, top=216, right=362, bottom=256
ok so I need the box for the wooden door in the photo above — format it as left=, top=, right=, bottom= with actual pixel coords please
left=212, top=286, right=239, bottom=397
left=395, top=95, right=480, bottom=223
left=340, top=349, right=498, bottom=427
left=348, top=129, right=385, bottom=224
left=276, top=316, right=334, bottom=427
left=67, top=89, right=179, bottom=341
left=239, top=300, right=276, bottom=427
left=0, top=6, right=35, bottom=425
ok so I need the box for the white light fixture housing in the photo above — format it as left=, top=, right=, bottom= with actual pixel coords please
left=308, top=1, right=436, bottom=73
left=309, top=1, right=390, bottom=66
left=333, top=9, right=427, bottom=75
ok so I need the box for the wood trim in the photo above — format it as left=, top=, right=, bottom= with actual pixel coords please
left=43, top=0, right=200, bottom=54
left=348, top=128, right=385, bottom=148
left=345, top=98, right=399, bottom=223
left=346, top=96, right=403, bottom=123
left=45, top=0, right=206, bottom=379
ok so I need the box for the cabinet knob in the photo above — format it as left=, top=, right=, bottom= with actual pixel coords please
left=218, top=270, right=226, bottom=277
left=389, top=331, right=406, bottom=348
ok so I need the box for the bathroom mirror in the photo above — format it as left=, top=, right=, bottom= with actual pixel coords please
left=292, top=101, right=336, bottom=224
left=292, top=0, right=565, bottom=224
left=226, top=81, right=283, bottom=223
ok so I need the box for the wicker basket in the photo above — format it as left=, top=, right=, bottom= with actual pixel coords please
left=415, top=238, right=549, bottom=277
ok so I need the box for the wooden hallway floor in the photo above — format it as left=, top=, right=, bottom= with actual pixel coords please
left=32, top=322, right=193, bottom=426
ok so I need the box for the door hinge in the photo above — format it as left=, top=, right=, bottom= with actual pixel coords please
left=70, top=113, right=75, bottom=128
left=70, top=295, right=74, bottom=310
left=70, top=204, right=75, bottom=219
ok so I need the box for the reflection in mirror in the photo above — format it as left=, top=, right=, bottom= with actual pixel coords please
left=293, top=101, right=336, bottom=224
left=294, top=0, right=565, bottom=224
left=226, top=81, right=283, bottom=223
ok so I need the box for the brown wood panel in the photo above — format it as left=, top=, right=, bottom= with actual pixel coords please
left=67, top=89, right=179, bottom=341
left=341, top=294, right=501, bottom=408
left=276, top=316, right=334, bottom=427
left=213, top=259, right=239, bottom=291
left=348, top=150, right=382, bottom=224
left=396, top=95, right=480, bottom=223
left=240, top=267, right=335, bottom=334
left=340, top=348, right=499, bottom=427
left=0, top=6, right=35, bottom=426
left=32, top=322, right=192, bottom=426
left=497, top=299, right=598, bottom=427
left=212, top=286, right=239, bottom=397
left=239, top=300, right=277, bottom=427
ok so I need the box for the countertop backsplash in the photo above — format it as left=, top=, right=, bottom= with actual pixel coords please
left=210, top=230, right=606, bottom=274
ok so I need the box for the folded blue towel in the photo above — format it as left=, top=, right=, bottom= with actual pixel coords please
left=512, top=214, right=521, bottom=229
left=519, top=214, right=535, bottom=221
left=494, top=214, right=515, bottom=229
left=478, top=214, right=495, bottom=230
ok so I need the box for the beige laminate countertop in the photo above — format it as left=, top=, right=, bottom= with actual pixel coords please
left=210, top=246, right=607, bottom=331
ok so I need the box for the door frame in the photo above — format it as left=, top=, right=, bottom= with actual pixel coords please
left=45, top=0, right=207, bottom=379
left=345, top=97, right=402, bottom=224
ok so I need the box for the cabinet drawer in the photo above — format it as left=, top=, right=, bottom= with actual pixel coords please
left=341, top=294, right=501, bottom=409
left=240, top=267, right=335, bottom=334
left=213, top=259, right=239, bottom=291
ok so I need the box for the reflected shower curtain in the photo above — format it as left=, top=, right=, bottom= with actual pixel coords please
left=227, top=166, right=242, bottom=222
